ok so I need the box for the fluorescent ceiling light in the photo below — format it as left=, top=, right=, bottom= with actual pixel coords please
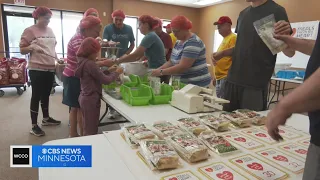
left=193, top=0, right=222, bottom=5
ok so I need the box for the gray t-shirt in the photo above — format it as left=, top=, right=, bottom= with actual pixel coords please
left=227, top=0, right=290, bottom=89
left=102, top=24, right=135, bottom=57
left=140, top=31, right=166, bottom=69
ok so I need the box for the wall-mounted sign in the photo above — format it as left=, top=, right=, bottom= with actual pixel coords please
left=14, top=0, right=25, bottom=5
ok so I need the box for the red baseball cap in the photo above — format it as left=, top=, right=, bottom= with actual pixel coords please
left=163, top=24, right=171, bottom=28
left=214, top=16, right=232, bottom=25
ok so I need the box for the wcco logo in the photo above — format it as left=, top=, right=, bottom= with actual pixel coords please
left=13, top=154, right=29, bottom=158
left=10, top=146, right=32, bottom=167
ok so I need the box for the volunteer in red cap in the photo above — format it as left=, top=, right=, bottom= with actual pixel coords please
left=114, top=15, right=167, bottom=80
left=212, top=0, right=294, bottom=112
left=102, top=9, right=135, bottom=119
left=211, top=16, right=237, bottom=98
left=164, top=23, right=177, bottom=46
left=20, top=6, right=61, bottom=137
left=75, top=37, right=122, bottom=136
left=76, top=8, right=99, bottom=33
left=63, top=16, right=114, bottom=137
left=84, top=8, right=99, bottom=17
left=154, top=17, right=172, bottom=64
left=151, top=15, right=211, bottom=87
left=102, top=10, right=135, bottom=58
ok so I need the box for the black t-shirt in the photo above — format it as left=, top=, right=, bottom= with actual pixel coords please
left=227, top=0, right=290, bottom=89
left=305, top=24, right=320, bottom=146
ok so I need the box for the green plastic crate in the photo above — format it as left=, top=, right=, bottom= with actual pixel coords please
left=150, top=84, right=174, bottom=105
left=140, top=75, right=150, bottom=85
left=120, top=84, right=152, bottom=106
left=102, top=82, right=117, bottom=91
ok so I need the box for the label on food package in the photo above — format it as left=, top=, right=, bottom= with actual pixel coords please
left=199, top=162, right=250, bottom=180
left=242, top=128, right=278, bottom=144
left=278, top=143, right=308, bottom=160
left=161, top=171, right=201, bottom=180
left=298, top=138, right=310, bottom=147
left=257, top=148, right=305, bottom=174
left=259, top=126, right=302, bottom=139
left=230, top=154, right=288, bottom=180
left=223, top=133, right=264, bottom=150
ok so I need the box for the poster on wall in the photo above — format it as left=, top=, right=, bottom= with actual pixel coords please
left=14, top=0, right=25, bottom=5
left=276, top=21, right=319, bottom=69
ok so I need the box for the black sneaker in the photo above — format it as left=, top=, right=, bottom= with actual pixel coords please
left=30, top=125, right=45, bottom=137
left=42, top=117, right=61, bottom=126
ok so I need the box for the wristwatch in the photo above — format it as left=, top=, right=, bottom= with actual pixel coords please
left=160, top=69, right=163, bottom=76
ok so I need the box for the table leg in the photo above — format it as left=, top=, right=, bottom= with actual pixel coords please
left=267, top=80, right=272, bottom=102
left=98, top=97, right=130, bottom=127
left=99, top=98, right=109, bottom=124
left=276, top=80, right=281, bottom=102
left=282, top=82, right=286, bottom=97
left=268, top=80, right=278, bottom=109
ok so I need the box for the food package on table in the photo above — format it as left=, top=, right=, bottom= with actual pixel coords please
left=150, top=76, right=161, bottom=95
left=235, top=109, right=266, bottom=125
left=168, top=133, right=209, bottom=163
left=8, top=58, right=27, bottom=84
left=177, top=118, right=210, bottom=136
left=152, top=121, right=187, bottom=139
left=198, top=115, right=230, bottom=132
left=198, top=131, right=238, bottom=155
left=123, top=124, right=157, bottom=148
left=171, top=76, right=181, bottom=90
left=220, top=112, right=251, bottom=128
left=0, top=59, right=9, bottom=85
left=139, top=140, right=180, bottom=170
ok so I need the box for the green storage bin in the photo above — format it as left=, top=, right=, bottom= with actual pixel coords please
left=150, top=84, right=174, bottom=105
left=140, top=75, right=150, bottom=85
left=120, top=84, right=152, bottom=106
left=102, top=82, right=117, bottom=91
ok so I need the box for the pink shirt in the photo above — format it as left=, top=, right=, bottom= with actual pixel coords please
left=63, top=33, right=84, bottom=77
left=20, top=25, right=57, bottom=70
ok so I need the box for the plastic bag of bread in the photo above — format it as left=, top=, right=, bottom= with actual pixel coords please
left=123, top=124, right=157, bottom=148
left=220, top=112, right=251, bottom=128
left=55, top=59, right=67, bottom=85
left=139, top=140, right=180, bottom=170
left=0, top=59, right=9, bottom=85
left=199, top=115, right=230, bottom=132
left=235, top=109, right=266, bottom=126
left=8, top=58, right=27, bottom=84
left=168, top=133, right=209, bottom=163
left=253, top=14, right=287, bottom=55
left=152, top=121, right=187, bottom=139
left=199, top=131, right=238, bottom=155
left=177, top=118, right=210, bottom=136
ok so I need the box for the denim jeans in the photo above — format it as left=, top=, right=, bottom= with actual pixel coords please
left=216, top=78, right=227, bottom=98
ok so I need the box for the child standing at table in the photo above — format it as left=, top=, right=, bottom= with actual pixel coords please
left=75, top=37, right=123, bottom=136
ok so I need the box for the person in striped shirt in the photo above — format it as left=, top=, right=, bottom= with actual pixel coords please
left=62, top=15, right=113, bottom=137
left=151, top=16, right=211, bottom=87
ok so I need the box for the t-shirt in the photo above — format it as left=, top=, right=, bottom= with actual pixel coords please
left=215, top=33, right=237, bottom=80
left=227, top=0, right=290, bottom=89
left=158, top=31, right=173, bottom=61
left=171, top=34, right=212, bottom=87
left=102, top=24, right=135, bottom=57
left=170, top=33, right=177, bottom=46
left=20, top=25, right=57, bottom=71
left=63, top=33, right=84, bottom=77
left=305, top=24, right=320, bottom=146
left=140, top=31, right=166, bottom=69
